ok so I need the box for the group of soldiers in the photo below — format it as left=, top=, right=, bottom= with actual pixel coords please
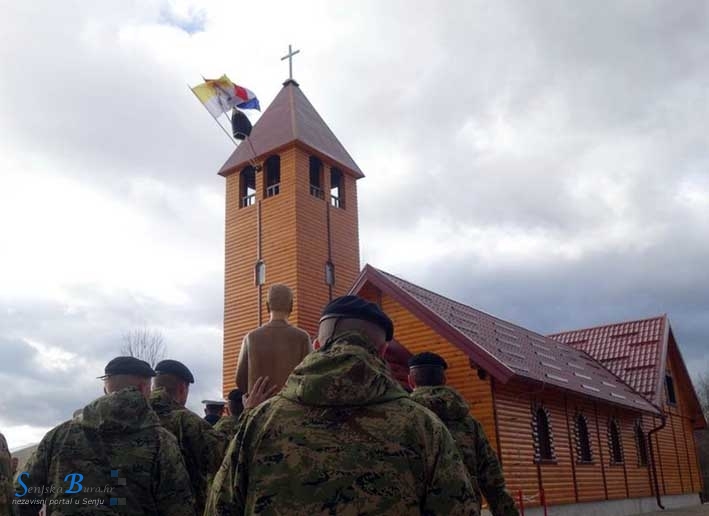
left=1, top=285, right=519, bottom=516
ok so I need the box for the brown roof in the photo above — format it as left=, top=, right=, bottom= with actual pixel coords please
left=550, top=316, right=667, bottom=402
left=550, top=315, right=706, bottom=428
left=351, top=265, right=660, bottom=415
left=218, top=80, right=363, bottom=178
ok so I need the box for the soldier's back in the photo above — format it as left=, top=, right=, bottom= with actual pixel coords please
left=16, top=388, right=196, bottom=516
left=208, top=333, right=478, bottom=516
left=150, top=389, right=224, bottom=514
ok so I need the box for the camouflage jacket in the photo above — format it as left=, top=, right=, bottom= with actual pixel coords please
left=411, top=386, right=518, bottom=516
left=205, top=331, right=479, bottom=516
left=212, top=416, right=240, bottom=443
left=0, top=432, right=12, bottom=516
left=14, top=387, right=196, bottom=516
left=149, top=389, right=225, bottom=515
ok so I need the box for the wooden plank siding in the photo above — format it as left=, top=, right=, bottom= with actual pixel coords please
left=222, top=144, right=360, bottom=395
left=361, top=292, right=498, bottom=440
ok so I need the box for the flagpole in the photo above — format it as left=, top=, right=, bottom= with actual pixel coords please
left=188, top=84, right=238, bottom=146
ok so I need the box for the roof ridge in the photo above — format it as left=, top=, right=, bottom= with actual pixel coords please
left=549, top=313, right=667, bottom=337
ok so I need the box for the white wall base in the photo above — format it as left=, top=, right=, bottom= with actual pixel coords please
left=481, top=493, right=701, bottom=516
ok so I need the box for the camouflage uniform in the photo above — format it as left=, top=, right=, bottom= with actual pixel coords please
left=149, top=388, right=225, bottom=515
left=205, top=331, right=479, bottom=516
left=411, top=385, right=518, bottom=516
left=0, top=432, right=12, bottom=516
left=212, top=416, right=240, bottom=443
left=14, top=387, right=196, bottom=516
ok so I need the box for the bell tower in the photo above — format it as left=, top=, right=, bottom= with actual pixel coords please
left=218, top=79, right=363, bottom=394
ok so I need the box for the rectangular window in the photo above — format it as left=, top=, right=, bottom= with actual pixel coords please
left=309, top=156, right=324, bottom=199
left=665, top=374, right=677, bottom=405
left=330, top=168, right=344, bottom=208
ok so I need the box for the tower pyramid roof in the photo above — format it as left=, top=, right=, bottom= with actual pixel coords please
left=218, top=80, right=363, bottom=178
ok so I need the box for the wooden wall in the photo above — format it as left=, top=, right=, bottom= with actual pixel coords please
left=222, top=144, right=360, bottom=394
left=649, top=349, right=703, bottom=497
left=357, top=291, right=498, bottom=444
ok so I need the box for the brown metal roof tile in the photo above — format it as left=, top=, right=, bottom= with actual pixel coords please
left=550, top=315, right=666, bottom=402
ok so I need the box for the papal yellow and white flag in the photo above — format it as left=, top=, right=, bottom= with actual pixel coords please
left=191, top=75, right=260, bottom=118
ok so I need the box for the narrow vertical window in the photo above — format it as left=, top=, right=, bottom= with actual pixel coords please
left=533, top=406, right=554, bottom=461
left=264, top=155, right=280, bottom=198
left=254, top=260, right=265, bottom=286
left=609, top=418, right=624, bottom=464
left=309, top=156, right=324, bottom=199
left=635, top=422, right=648, bottom=467
left=239, top=166, right=256, bottom=208
left=575, top=414, right=593, bottom=463
left=330, top=167, right=344, bottom=208
left=665, top=374, right=677, bottom=405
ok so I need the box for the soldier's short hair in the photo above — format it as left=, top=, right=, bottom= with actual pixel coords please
left=268, top=284, right=293, bottom=313
left=153, top=372, right=188, bottom=397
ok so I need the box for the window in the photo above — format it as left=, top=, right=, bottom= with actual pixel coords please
left=264, top=155, right=280, bottom=198
left=608, top=418, right=624, bottom=464
left=254, top=260, right=265, bottom=285
left=635, top=422, right=648, bottom=467
left=575, top=414, right=593, bottom=463
left=533, top=406, right=555, bottom=461
left=309, top=156, right=324, bottom=199
left=239, top=166, right=256, bottom=208
left=330, top=167, right=344, bottom=208
left=665, top=374, right=677, bottom=405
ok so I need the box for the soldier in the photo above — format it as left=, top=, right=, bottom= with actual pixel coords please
left=1, top=431, right=12, bottom=516
left=409, top=352, right=519, bottom=516
left=150, top=359, right=225, bottom=515
left=206, top=295, right=479, bottom=516
left=236, top=284, right=311, bottom=395
left=14, top=356, right=196, bottom=515
left=212, top=390, right=243, bottom=442
left=202, top=400, right=226, bottom=426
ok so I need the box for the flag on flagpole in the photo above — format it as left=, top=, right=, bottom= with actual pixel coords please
left=191, top=75, right=260, bottom=118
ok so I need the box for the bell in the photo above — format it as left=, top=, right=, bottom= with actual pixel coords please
left=231, top=108, right=252, bottom=140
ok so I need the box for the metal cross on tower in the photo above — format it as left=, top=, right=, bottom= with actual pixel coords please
left=281, top=44, right=300, bottom=81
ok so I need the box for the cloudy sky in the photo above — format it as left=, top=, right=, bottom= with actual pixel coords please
left=1, top=0, right=708, bottom=450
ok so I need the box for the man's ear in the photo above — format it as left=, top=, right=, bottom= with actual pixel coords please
left=313, top=337, right=321, bottom=350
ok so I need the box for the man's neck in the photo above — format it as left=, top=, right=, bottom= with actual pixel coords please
left=269, top=311, right=290, bottom=322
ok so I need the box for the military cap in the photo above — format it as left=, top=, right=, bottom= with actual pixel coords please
left=227, top=389, right=243, bottom=401
left=320, top=295, right=394, bottom=341
left=201, top=399, right=226, bottom=407
left=98, top=356, right=156, bottom=378
left=155, top=359, right=195, bottom=384
left=408, top=351, right=448, bottom=370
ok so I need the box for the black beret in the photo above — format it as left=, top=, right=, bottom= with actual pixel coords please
left=408, top=352, right=448, bottom=370
left=227, top=389, right=243, bottom=401
left=155, top=359, right=195, bottom=384
left=320, top=295, right=394, bottom=341
left=98, top=356, right=156, bottom=379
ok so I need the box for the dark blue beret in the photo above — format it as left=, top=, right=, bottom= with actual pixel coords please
left=155, top=359, right=195, bottom=384
left=227, top=389, right=243, bottom=401
left=320, top=295, right=394, bottom=341
left=99, top=356, right=155, bottom=379
left=408, top=352, right=448, bottom=370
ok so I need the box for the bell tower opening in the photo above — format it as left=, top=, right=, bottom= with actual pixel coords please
left=264, top=155, right=281, bottom=198
left=309, top=156, right=324, bottom=199
left=239, top=166, right=256, bottom=208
